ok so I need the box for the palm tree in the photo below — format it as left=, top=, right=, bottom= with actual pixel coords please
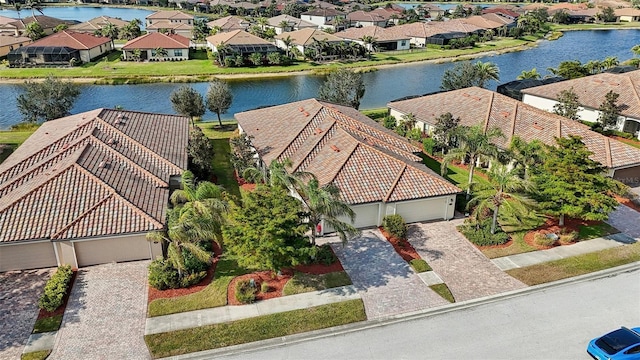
left=400, top=112, right=417, bottom=132
left=508, top=136, right=544, bottom=179
left=278, top=20, right=291, bottom=33
left=360, top=35, right=377, bottom=56
left=101, top=22, right=119, bottom=39
left=154, top=47, right=168, bottom=60
left=585, top=60, right=602, bottom=74
left=257, top=16, right=268, bottom=30
left=473, top=61, right=500, bottom=88
left=215, top=41, right=230, bottom=65
left=14, top=3, right=21, bottom=20
left=243, top=159, right=312, bottom=190
left=249, top=52, right=263, bottom=66
left=442, top=125, right=504, bottom=199
left=517, top=68, right=541, bottom=80
left=468, top=164, right=534, bottom=234
left=632, top=44, right=640, bottom=57
left=297, top=177, right=359, bottom=245
left=282, top=35, right=293, bottom=58
left=602, top=56, right=619, bottom=69
left=25, top=0, right=44, bottom=20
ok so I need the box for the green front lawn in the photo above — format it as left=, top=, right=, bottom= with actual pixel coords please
left=421, top=153, right=490, bottom=191
left=282, top=271, right=352, bottom=296
left=429, top=283, right=455, bottom=303
left=145, top=299, right=366, bottom=358
left=21, top=351, right=51, bottom=360
left=197, top=122, right=241, bottom=199
left=32, top=315, right=63, bottom=334
left=0, top=128, right=37, bottom=164
left=578, top=222, right=619, bottom=240
left=507, top=241, right=640, bottom=286
left=147, top=255, right=249, bottom=317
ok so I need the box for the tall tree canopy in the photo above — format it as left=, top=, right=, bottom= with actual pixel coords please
left=170, top=86, right=205, bottom=125
left=432, top=112, right=460, bottom=154
left=598, top=90, right=621, bottom=130
left=187, top=126, right=215, bottom=180
left=16, top=76, right=80, bottom=123
left=531, top=136, right=624, bottom=226
left=206, top=79, right=233, bottom=127
left=553, top=87, right=581, bottom=121
left=318, top=68, right=366, bottom=109
left=440, top=61, right=500, bottom=91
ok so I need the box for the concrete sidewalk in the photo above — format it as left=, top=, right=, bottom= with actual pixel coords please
left=492, top=233, right=636, bottom=271
left=145, top=285, right=360, bottom=335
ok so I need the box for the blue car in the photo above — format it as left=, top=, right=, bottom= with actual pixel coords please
left=588, top=327, right=640, bottom=360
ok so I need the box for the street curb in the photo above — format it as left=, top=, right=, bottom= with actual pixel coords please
left=161, top=261, right=640, bottom=360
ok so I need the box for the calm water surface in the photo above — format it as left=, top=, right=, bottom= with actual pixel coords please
left=1, top=29, right=639, bottom=128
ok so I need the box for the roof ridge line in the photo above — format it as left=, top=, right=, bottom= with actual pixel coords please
left=509, top=102, right=518, bottom=144
left=50, top=193, right=114, bottom=240
left=274, top=102, right=322, bottom=161
left=291, top=119, right=337, bottom=173
left=95, top=116, right=182, bottom=173
left=383, top=164, right=406, bottom=203
left=483, top=91, right=494, bottom=133
left=327, top=141, right=359, bottom=185
left=604, top=137, right=613, bottom=168
left=629, top=76, right=640, bottom=111
left=73, top=163, right=164, bottom=226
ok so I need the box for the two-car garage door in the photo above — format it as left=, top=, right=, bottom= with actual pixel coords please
left=395, top=198, right=449, bottom=224
left=74, top=235, right=154, bottom=267
left=0, top=242, right=57, bottom=272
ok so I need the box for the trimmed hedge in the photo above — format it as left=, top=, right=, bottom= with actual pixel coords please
left=382, top=214, right=408, bottom=239
left=235, top=279, right=257, bottom=304
left=458, top=219, right=510, bottom=246
left=38, top=265, right=73, bottom=312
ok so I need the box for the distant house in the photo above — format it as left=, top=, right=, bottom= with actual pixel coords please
left=0, top=109, right=189, bottom=272
left=0, top=35, right=30, bottom=58
left=416, top=4, right=445, bottom=19
left=301, top=8, right=347, bottom=31
left=145, top=10, right=194, bottom=39
left=7, top=31, right=113, bottom=66
left=207, top=16, right=251, bottom=33
left=275, top=28, right=343, bottom=54
left=121, top=32, right=190, bottom=61
left=461, top=14, right=515, bottom=31
left=267, top=14, right=316, bottom=35
left=335, top=26, right=410, bottom=51
left=482, top=7, right=520, bottom=20
left=68, top=16, right=130, bottom=34
left=521, top=70, right=640, bottom=140
left=235, top=99, right=461, bottom=230
left=391, top=22, right=466, bottom=47
left=615, top=7, right=640, bottom=22
left=0, top=15, right=75, bottom=37
left=207, top=29, right=278, bottom=56
left=347, top=10, right=388, bottom=28
left=387, top=87, right=640, bottom=184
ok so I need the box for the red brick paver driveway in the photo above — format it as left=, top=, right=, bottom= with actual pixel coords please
left=606, top=205, right=640, bottom=241
left=0, top=269, right=52, bottom=360
left=49, top=261, right=150, bottom=360
left=408, top=220, right=527, bottom=302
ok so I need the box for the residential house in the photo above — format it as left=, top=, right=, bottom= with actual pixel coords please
left=121, top=32, right=190, bottom=61
left=615, top=7, right=640, bottom=22
left=521, top=70, right=640, bottom=139
left=347, top=10, right=389, bottom=28
left=7, top=31, right=113, bottom=66
left=0, top=35, right=30, bottom=58
left=267, top=14, right=316, bottom=35
left=207, top=29, right=278, bottom=56
left=0, top=109, right=189, bottom=271
left=415, top=4, right=445, bottom=20
left=0, top=15, right=74, bottom=37
left=335, top=26, right=410, bottom=51
left=275, top=28, right=343, bottom=54
left=387, top=87, right=640, bottom=184
left=566, top=8, right=599, bottom=24
left=207, top=16, right=251, bottom=33
left=68, top=16, right=130, bottom=34
left=301, top=8, right=347, bottom=31
left=461, top=14, right=515, bottom=32
left=370, top=6, right=404, bottom=25
left=145, top=10, right=194, bottom=39
left=391, top=22, right=464, bottom=47
left=235, top=99, right=461, bottom=230
left=482, top=7, right=520, bottom=20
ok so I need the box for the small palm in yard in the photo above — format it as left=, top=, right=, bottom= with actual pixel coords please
left=468, top=164, right=536, bottom=234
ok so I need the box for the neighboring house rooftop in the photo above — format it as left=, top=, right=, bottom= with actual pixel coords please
left=207, top=15, right=251, bottom=32
left=207, top=29, right=274, bottom=46
left=235, top=99, right=461, bottom=205
left=146, top=10, right=194, bottom=20
left=0, top=109, right=189, bottom=243
left=122, top=32, right=190, bottom=49
left=347, top=10, right=387, bottom=22
left=68, top=16, right=130, bottom=32
left=146, top=21, right=193, bottom=31
left=276, top=28, right=343, bottom=46
left=27, top=31, right=112, bottom=50
left=482, top=8, right=520, bottom=18
left=521, top=70, right=640, bottom=120
left=461, top=14, right=513, bottom=30
left=0, top=34, right=30, bottom=47
left=615, top=7, right=640, bottom=16
left=2, top=15, right=73, bottom=31
left=0, top=16, right=16, bottom=26
left=335, top=25, right=409, bottom=42
left=302, top=8, right=346, bottom=17
left=267, top=14, right=316, bottom=29
left=388, top=87, right=640, bottom=170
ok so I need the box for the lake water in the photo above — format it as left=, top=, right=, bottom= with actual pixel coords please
left=1, top=29, right=639, bottom=128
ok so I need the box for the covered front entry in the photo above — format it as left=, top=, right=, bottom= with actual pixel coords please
left=74, top=234, right=161, bottom=267
left=0, top=241, right=57, bottom=272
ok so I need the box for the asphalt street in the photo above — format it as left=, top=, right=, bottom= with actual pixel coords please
left=213, top=268, right=640, bottom=360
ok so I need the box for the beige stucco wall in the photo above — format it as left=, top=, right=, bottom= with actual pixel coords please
left=73, top=233, right=161, bottom=267
left=55, top=241, right=79, bottom=269
left=0, top=241, right=57, bottom=272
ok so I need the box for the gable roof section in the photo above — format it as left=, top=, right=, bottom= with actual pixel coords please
left=27, top=31, right=111, bottom=49
left=267, top=14, right=316, bottom=29
left=69, top=16, right=130, bottom=32
left=0, top=109, right=189, bottom=243
left=275, top=28, right=343, bottom=45
left=123, top=32, right=190, bottom=49
left=207, top=16, right=251, bottom=31
left=235, top=99, right=460, bottom=205
left=521, top=70, right=640, bottom=120
left=146, top=10, right=193, bottom=20
left=207, top=29, right=273, bottom=46
left=347, top=10, right=387, bottom=22
left=302, top=8, right=345, bottom=17
left=388, top=87, right=640, bottom=170
left=336, top=26, right=409, bottom=42
left=0, top=35, right=30, bottom=47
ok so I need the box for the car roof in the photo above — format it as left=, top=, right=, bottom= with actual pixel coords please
left=596, top=328, right=640, bottom=355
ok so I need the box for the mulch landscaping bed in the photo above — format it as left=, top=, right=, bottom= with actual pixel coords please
left=147, top=242, right=222, bottom=303
left=378, top=227, right=421, bottom=262
left=35, top=270, right=77, bottom=324
left=615, top=194, right=640, bottom=213
left=523, top=217, right=597, bottom=250
left=476, top=239, right=514, bottom=250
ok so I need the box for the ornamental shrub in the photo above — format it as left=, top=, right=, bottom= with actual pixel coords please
left=235, top=279, right=257, bottom=304
left=534, top=233, right=557, bottom=247
left=179, top=271, right=207, bottom=288
left=314, top=244, right=337, bottom=266
left=409, top=259, right=431, bottom=273
left=38, top=265, right=73, bottom=312
left=458, top=219, right=509, bottom=246
left=423, top=137, right=435, bottom=155
left=148, top=259, right=179, bottom=290
left=382, top=214, right=408, bottom=239
left=182, top=248, right=210, bottom=273
left=382, top=115, right=397, bottom=129
left=407, top=128, right=422, bottom=141
left=261, top=282, right=271, bottom=293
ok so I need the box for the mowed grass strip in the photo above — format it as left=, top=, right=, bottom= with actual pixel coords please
left=20, top=350, right=51, bottom=360
left=282, top=271, right=352, bottom=296
left=145, top=299, right=366, bottom=358
left=32, top=314, right=63, bottom=333
left=429, top=283, right=455, bottom=303
left=507, top=242, right=640, bottom=286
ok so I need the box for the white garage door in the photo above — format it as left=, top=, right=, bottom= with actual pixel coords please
left=350, top=203, right=380, bottom=228
left=0, top=242, right=57, bottom=272
left=395, top=197, right=447, bottom=223
left=75, top=236, right=151, bottom=267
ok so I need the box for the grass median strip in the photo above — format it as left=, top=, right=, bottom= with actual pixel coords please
left=145, top=299, right=366, bottom=358
left=507, top=242, right=640, bottom=286
left=429, top=283, right=455, bottom=303
left=20, top=350, right=51, bottom=360
left=282, top=271, right=352, bottom=296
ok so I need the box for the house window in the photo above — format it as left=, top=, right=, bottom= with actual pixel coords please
left=174, top=49, right=183, bottom=57
left=401, top=40, right=407, bottom=46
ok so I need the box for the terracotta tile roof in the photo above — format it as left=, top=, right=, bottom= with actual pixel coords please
left=615, top=7, right=640, bottom=16
left=267, top=14, right=316, bottom=29
left=122, top=32, right=190, bottom=49
left=235, top=99, right=460, bottom=205
left=275, top=28, right=343, bottom=45
left=0, top=16, right=16, bottom=26
left=207, top=16, right=251, bottom=31
left=347, top=10, right=387, bottom=22
left=388, top=87, right=640, bottom=170
left=207, top=29, right=273, bottom=46
left=521, top=70, right=640, bottom=120
left=0, top=35, right=30, bottom=47
left=0, top=109, right=189, bottom=243
left=5, top=15, right=71, bottom=31
left=27, top=31, right=111, bottom=49
left=462, top=14, right=514, bottom=29
left=302, top=8, right=346, bottom=17
left=69, top=16, right=130, bottom=32
left=482, top=8, right=520, bottom=18
left=146, top=10, right=194, bottom=20
left=146, top=21, right=193, bottom=31
left=335, top=26, right=410, bottom=42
